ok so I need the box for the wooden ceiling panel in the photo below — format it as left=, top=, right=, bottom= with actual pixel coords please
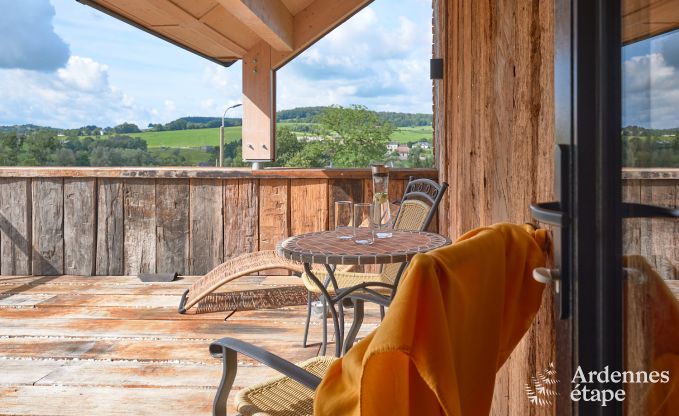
left=95, top=0, right=173, bottom=26
left=280, top=0, right=316, bottom=15
left=199, top=5, right=260, bottom=52
left=623, top=0, right=679, bottom=44
left=154, top=25, right=237, bottom=58
left=168, top=0, right=218, bottom=19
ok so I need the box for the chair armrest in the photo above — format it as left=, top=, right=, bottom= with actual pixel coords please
left=208, top=338, right=322, bottom=416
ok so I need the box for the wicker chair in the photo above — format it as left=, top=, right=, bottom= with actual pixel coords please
left=299, top=178, right=448, bottom=353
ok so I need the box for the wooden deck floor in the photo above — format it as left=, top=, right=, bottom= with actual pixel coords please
left=0, top=274, right=379, bottom=415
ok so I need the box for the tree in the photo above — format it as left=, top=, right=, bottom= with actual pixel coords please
left=113, top=122, right=141, bottom=134
left=0, top=133, right=20, bottom=166
left=274, top=126, right=305, bottom=166
left=53, top=148, right=76, bottom=166
left=316, top=105, right=394, bottom=167
left=18, top=132, right=59, bottom=166
left=286, top=141, right=330, bottom=168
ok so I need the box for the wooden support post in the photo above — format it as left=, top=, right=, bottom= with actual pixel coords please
left=242, top=41, right=275, bottom=162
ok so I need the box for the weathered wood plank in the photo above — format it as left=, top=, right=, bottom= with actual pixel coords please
left=189, top=179, right=224, bottom=275
left=0, top=304, right=327, bottom=321
left=64, top=178, right=96, bottom=275
left=35, top=294, right=180, bottom=308
left=290, top=179, right=328, bottom=235
left=0, top=360, right=64, bottom=385
left=34, top=361, right=223, bottom=388
left=0, top=294, right=55, bottom=307
left=0, top=385, right=214, bottom=416
left=258, top=179, right=289, bottom=274
left=0, top=282, right=190, bottom=296
left=124, top=179, right=156, bottom=276
left=643, top=180, right=678, bottom=279
left=224, top=178, right=259, bottom=260
left=258, top=179, right=289, bottom=249
left=31, top=178, right=64, bottom=275
left=0, top=316, right=320, bottom=342
left=155, top=179, right=190, bottom=275
left=96, top=179, right=124, bottom=275
left=328, top=179, right=363, bottom=230
left=0, top=178, right=31, bottom=275
left=623, top=179, right=642, bottom=257
left=0, top=334, right=321, bottom=366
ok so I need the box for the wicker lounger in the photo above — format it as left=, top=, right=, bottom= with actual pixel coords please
left=179, top=250, right=354, bottom=313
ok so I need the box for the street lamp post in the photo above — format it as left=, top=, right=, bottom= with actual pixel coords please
left=220, top=103, right=242, bottom=167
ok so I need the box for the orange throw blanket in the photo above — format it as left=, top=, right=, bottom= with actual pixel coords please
left=314, top=223, right=548, bottom=415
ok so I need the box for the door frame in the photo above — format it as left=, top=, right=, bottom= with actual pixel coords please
left=555, top=0, right=623, bottom=414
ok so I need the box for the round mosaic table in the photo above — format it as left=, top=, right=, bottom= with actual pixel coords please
left=277, top=230, right=451, bottom=357
left=277, top=230, right=451, bottom=265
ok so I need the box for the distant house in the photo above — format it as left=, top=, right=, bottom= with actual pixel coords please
left=386, top=142, right=399, bottom=152
left=415, top=141, right=431, bottom=150
left=299, top=135, right=324, bottom=142
left=397, top=145, right=410, bottom=160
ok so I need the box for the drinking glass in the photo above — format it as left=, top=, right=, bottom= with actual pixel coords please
left=334, top=201, right=353, bottom=240
left=375, top=203, right=399, bottom=239
left=353, top=203, right=375, bottom=245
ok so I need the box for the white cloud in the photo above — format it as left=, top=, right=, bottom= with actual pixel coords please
left=0, top=55, right=151, bottom=128
left=57, top=56, right=109, bottom=92
left=277, top=2, right=433, bottom=114
left=0, top=0, right=70, bottom=71
left=623, top=53, right=679, bottom=129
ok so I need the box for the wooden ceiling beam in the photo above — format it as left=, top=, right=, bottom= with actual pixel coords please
left=217, top=0, right=294, bottom=52
left=272, top=0, right=373, bottom=69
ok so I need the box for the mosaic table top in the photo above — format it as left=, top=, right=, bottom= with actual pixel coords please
left=277, top=230, right=451, bottom=265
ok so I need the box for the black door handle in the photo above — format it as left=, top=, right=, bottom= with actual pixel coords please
left=622, top=203, right=679, bottom=218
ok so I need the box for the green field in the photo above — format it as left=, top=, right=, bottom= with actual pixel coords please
left=390, top=126, right=433, bottom=143
left=132, top=127, right=240, bottom=148
left=129, top=123, right=433, bottom=148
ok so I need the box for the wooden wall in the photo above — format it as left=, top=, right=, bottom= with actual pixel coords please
left=435, top=0, right=557, bottom=414
left=0, top=169, right=433, bottom=277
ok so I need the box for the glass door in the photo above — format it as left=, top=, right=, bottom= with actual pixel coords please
left=621, top=2, right=679, bottom=414
left=542, top=1, right=679, bottom=415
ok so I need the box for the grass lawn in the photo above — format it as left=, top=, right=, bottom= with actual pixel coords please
left=127, top=123, right=433, bottom=148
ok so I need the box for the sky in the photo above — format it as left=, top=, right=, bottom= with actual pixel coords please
left=622, top=29, right=679, bottom=129
left=0, top=0, right=434, bottom=129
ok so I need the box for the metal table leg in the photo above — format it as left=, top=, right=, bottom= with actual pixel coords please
left=303, top=263, right=342, bottom=357
left=342, top=298, right=364, bottom=355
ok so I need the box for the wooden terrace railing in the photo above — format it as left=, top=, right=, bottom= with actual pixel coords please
left=0, top=167, right=437, bottom=276
left=0, top=167, right=675, bottom=278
